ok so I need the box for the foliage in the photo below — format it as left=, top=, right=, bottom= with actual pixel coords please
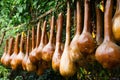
left=0, top=64, right=9, bottom=80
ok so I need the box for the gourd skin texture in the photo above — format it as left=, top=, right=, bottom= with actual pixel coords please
left=95, top=0, right=120, bottom=69
left=96, top=41, right=120, bottom=68
left=112, top=0, right=120, bottom=41
left=70, top=35, right=83, bottom=62
left=60, top=47, right=76, bottom=77
left=113, top=15, right=120, bottom=41
left=78, top=32, right=96, bottom=55
left=42, top=43, right=55, bottom=61
left=52, top=43, right=63, bottom=71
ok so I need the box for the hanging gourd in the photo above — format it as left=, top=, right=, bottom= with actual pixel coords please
left=10, top=34, right=21, bottom=70
left=52, top=13, right=63, bottom=72
left=77, top=0, right=96, bottom=56
left=112, top=0, right=120, bottom=41
left=42, top=16, right=55, bottom=62
left=60, top=1, right=77, bottom=77
left=95, top=0, right=120, bottom=69
left=70, top=0, right=83, bottom=63
left=3, top=37, right=14, bottom=67
left=29, top=22, right=41, bottom=64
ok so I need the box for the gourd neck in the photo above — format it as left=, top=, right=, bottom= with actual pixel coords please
left=14, top=34, right=20, bottom=54
left=40, top=21, right=47, bottom=45
left=36, top=22, right=41, bottom=47
left=26, top=31, right=30, bottom=55
left=20, top=35, right=24, bottom=52
left=83, top=0, right=91, bottom=32
left=104, top=0, right=113, bottom=42
left=49, top=16, right=55, bottom=44
left=32, top=27, right=35, bottom=49
left=65, top=1, right=71, bottom=47
left=5, top=39, right=8, bottom=53
left=96, top=6, right=103, bottom=43
left=8, top=38, right=14, bottom=55
left=56, top=13, right=63, bottom=43
left=76, top=0, right=82, bottom=35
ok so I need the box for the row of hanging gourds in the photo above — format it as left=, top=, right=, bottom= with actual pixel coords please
left=1, top=0, right=120, bottom=77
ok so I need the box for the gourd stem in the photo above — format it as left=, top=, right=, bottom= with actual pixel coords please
left=8, top=38, right=14, bottom=55
left=26, top=31, right=30, bottom=55
left=49, top=16, right=55, bottom=44
left=76, top=0, right=82, bottom=35
left=36, top=22, right=41, bottom=47
left=5, top=39, right=8, bottom=53
left=65, top=1, right=71, bottom=47
left=96, top=6, right=103, bottom=43
left=83, top=0, right=91, bottom=32
left=14, top=34, right=20, bottom=54
left=20, top=36, right=24, bottom=52
left=56, top=13, right=63, bottom=43
left=40, top=21, right=47, bottom=44
left=104, top=0, right=113, bottom=41
left=32, top=27, right=35, bottom=49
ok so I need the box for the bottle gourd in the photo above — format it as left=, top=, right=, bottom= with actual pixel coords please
left=70, top=0, right=83, bottom=62
left=42, top=16, right=55, bottom=62
left=77, top=0, right=96, bottom=56
left=95, top=0, right=120, bottom=69
left=60, top=1, right=77, bottom=77
left=52, top=13, right=63, bottom=71
left=10, top=34, right=20, bottom=70
left=29, top=22, right=41, bottom=64
left=112, top=0, right=120, bottom=41
left=3, top=38, right=14, bottom=67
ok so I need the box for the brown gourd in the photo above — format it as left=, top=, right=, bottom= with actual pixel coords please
left=77, top=0, right=96, bottom=56
left=95, top=0, right=120, bottom=69
left=3, top=37, right=14, bottom=67
left=22, top=31, right=30, bottom=70
left=29, top=22, right=41, bottom=64
left=42, top=16, right=55, bottom=62
left=35, top=21, right=48, bottom=61
left=112, top=0, right=120, bottom=41
left=52, top=13, right=63, bottom=72
left=26, top=29, right=37, bottom=72
left=1, top=39, right=8, bottom=64
left=95, top=1, right=103, bottom=46
left=56, top=17, right=64, bottom=52
left=10, top=34, right=20, bottom=70
left=15, top=33, right=25, bottom=69
left=60, top=1, right=76, bottom=77
left=70, top=0, right=83, bottom=62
